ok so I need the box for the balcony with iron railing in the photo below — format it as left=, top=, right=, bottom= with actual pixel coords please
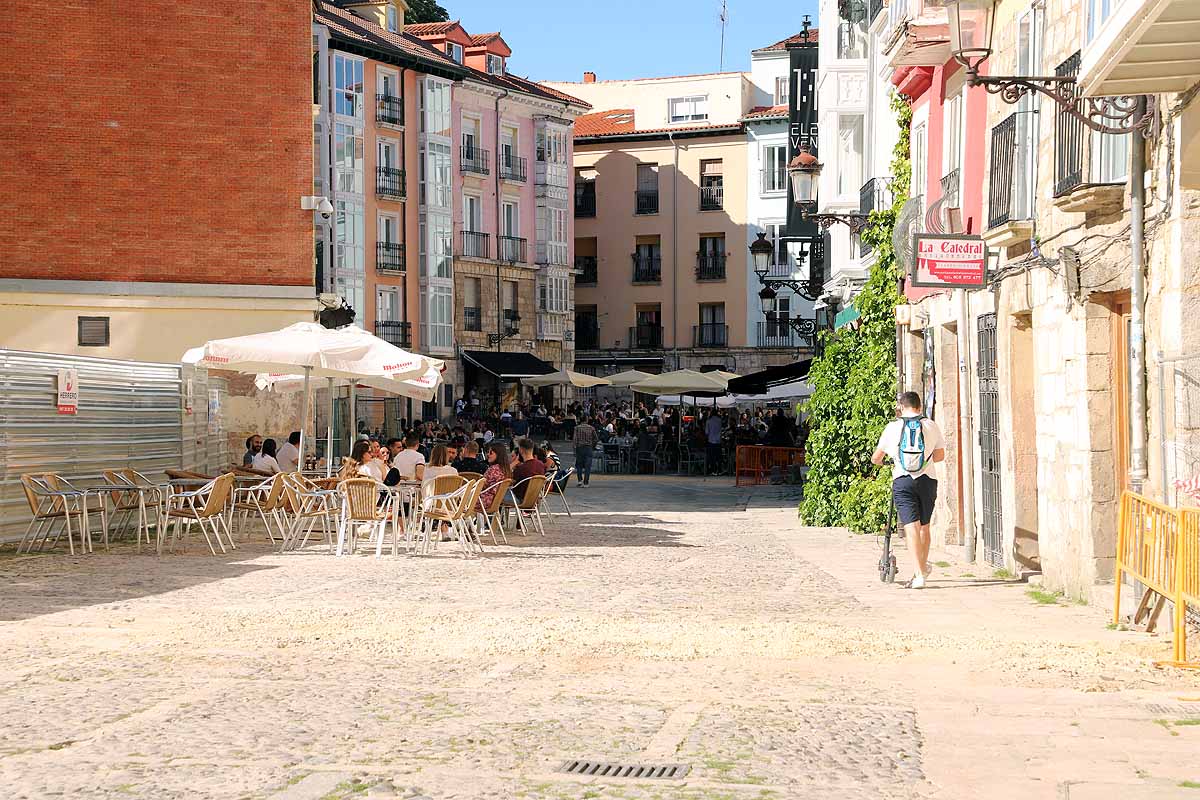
left=575, top=255, right=597, bottom=285
left=757, top=320, right=808, bottom=348
left=761, top=167, right=787, bottom=194
left=575, top=182, right=596, bottom=217
left=375, top=320, right=412, bottom=349
left=461, top=144, right=490, bottom=176
left=498, top=235, right=527, bottom=264
left=463, top=306, right=482, bottom=332
left=699, top=182, right=723, bottom=211
left=460, top=230, right=490, bottom=259
left=376, top=93, right=403, bottom=127
left=499, top=154, right=527, bottom=183
left=940, top=168, right=961, bottom=210
left=632, top=254, right=662, bottom=283
left=575, top=318, right=599, bottom=350
left=629, top=324, right=663, bottom=350
left=635, top=189, right=659, bottom=215
left=1054, top=52, right=1085, bottom=198
left=695, top=253, right=726, bottom=281
left=502, top=308, right=520, bottom=334
left=693, top=323, right=728, bottom=348
left=376, top=167, right=406, bottom=200
left=989, top=113, right=1019, bottom=229
left=869, top=0, right=885, bottom=25
left=376, top=241, right=405, bottom=273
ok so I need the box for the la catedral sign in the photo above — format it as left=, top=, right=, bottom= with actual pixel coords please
left=911, top=234, right=988, bottom=289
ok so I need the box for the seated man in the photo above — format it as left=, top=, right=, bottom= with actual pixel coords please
left=507, top=437, right=546, bottom=504
left=390, top=434, right=426, bottom=481
left=451, top=440, right=488, bottom=474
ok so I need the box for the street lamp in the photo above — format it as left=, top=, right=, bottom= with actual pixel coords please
left=943, top=0, right=1153, bottom=136
left=750, top=230, right=774, bottom=282
left=787, top=146, right=870, bottom=233
left=488, top=313, right=521, bottom=347
left=757, top=285, right=777, bottom=316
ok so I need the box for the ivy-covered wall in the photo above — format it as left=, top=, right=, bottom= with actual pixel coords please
left=800, top=93, right=912, bottom=534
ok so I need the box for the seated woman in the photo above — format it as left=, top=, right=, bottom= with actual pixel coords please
left=341, top=440, right=403, bottom=487
left=421, top=444, right=459, bottom=487
left=251, top=438, right=283, bottom=474
left=477, top=442, right=513, bottom=513
left=541, top=442, right=569, bottom=491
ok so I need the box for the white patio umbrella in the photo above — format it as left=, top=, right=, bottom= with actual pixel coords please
left=631, top=369, right=731, bottom=458
left=521, top=369, right=612, bottom=389
left=606, top=369, right=653, bottom=387
left=183, top=322, right=435, bottom=472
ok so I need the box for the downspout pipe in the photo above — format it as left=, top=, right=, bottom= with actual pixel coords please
left=494, top=88, right=510, bottom=353
left=1129, top=96, right=1149, bottom=494
left=668, top=131, right=679, bottom=367
left=400, top=67, right=408, bottom=329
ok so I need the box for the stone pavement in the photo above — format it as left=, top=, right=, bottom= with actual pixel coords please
left=1, top=474, right=1198, bottom=800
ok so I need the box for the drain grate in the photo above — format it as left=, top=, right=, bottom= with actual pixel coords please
left=1146, top=703, right=1200, bottom=718
left=557, top=760, right=690, bottom=780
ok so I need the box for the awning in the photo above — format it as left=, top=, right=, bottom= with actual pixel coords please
left=835, top=303, right=860, bottom=329
left=726, top=360, right=812, bottom=395
left=461, top=350, right=555, bottom=380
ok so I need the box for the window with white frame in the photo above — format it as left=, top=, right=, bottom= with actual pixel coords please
left=762, top=144, right=787, bottom=193
left=420, top=77, right=451, bottom=138
left=536, top=127, right=566, bottom=163
left=911, top=123, right=927, bottom=202
left=334, top=123, right=364, bottom=194
left=423, top=211, right=451, bottom=278
left=774, top=77, right=789, bottom=106
left=1091, top=129, right=1130, bottom=184
left=537, top=204, right=568, bottom=265
left=378, top=213, right=398, bottom=245
left=836, top=115, right=864, bottom=197
left=445, top=42, right=463, bottom=63
left=1087, top=0, right=1124, bottom=42
left=335, top=200, right=365, bottom=313
left=763, top=222, right=792, bottom=269
left=377, top=68, right=398, bottom=100
left=539, top=274, right=569, bottom=313
left=377, top=137, right=398, bottom=170
left=1012, top=6, right=1041, bottom=220
left=420, top=140, right=452, bottom=208
left=500, top=125, right=517, bottom=169
left=944, top=93, right=963, bottom=181
left=463, top=194, right=482, bottom=232
left=385, top=4, right=398, bottom=32
left=334, top=54, right=364, bottom=118
left=377, top=287, right=398, bottom=322
left=486, top=54, right=504, bottom=75
left=426, top=285, right=453, bottom=350
left=501, top=200, right=519, bottom=237
left=668, top=95, right=708, bottom=124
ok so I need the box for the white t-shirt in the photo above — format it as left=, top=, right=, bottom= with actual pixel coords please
left=391, top=448, right=426, bottom=479
left=251, top=453, right=282, bottom=474
left=876, top=414, right=945, bottom=480
left=276, top=442, right=300, bottom=472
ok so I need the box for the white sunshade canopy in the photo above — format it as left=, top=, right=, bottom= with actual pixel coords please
left=629, top=369, right=730, bottom=396
left=182, top=322, right=433, bottom=383
left=521, top=369, right=612, bottom=389
left=606, top=369, right=654, bottom=387
left=255, top=361, right=444, bottom=404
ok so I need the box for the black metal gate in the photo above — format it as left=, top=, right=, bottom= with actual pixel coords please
left=977, top=313, right=1004, bottom=567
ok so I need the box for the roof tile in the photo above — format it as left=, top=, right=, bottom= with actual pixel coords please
left=753, top=28, right=820, bottom=52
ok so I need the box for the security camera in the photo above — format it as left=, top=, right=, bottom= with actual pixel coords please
left=317, top=198, right=334, bottom=219
left=301, top=195, right=335, bottom=220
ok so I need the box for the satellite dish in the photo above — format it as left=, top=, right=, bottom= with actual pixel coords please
left=893, top=196, right=924, bottom=273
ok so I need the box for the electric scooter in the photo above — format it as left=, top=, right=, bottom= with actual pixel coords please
left=878, top=498, right=898, bottom=583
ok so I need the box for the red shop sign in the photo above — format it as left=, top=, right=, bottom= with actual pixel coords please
left=911, top=233, right=988, bottom=289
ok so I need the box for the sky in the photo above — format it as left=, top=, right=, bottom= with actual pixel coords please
left=437, top=0, right=821, bottom=84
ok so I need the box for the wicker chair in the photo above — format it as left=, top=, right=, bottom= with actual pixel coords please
left=478, top=477, right=513, bottom=545
left=162, top=473, right=236, bottom=555
left=230, top=473, right=288, bottom=544
left=336, top=478, right=391, bottom=557
left=501, top=475, right=547, bottom=537
left=278, top=473, right=340, bottom=552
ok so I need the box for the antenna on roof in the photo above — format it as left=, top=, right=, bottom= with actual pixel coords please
left=719, top=0, right=729, bottom=71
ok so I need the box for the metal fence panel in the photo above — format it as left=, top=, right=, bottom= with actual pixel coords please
left=0, top=349, right=228, bottom=544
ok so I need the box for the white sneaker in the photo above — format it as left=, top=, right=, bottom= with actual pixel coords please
left=922, top=563, right=934, bottom=578
left=908, top=573, right=926, bottom=589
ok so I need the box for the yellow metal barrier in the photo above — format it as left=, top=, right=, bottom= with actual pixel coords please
left=1166, top=509, right=1199, bottom=669
left=1114, top=491, right=1198, bottom=669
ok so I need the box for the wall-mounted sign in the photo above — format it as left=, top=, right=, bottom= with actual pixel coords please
left=911, top=234, right=988, bottom=289
left=56, top=369, right=79, bottom=415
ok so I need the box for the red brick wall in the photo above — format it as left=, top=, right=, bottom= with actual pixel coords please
left=0, top=1, right=314, bottom=287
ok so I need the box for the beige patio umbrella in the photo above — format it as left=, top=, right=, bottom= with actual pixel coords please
left=521, top=369, right=612, bottom=388
left=628, top=369, right=729, bottom=395
left=606, top=369, right=654, bottom=387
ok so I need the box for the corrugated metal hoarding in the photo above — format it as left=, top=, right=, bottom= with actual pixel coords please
left=0, top=350, right=229, bottom=544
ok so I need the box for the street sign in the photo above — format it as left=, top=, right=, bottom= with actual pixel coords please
left=56, top=369, right=78, bottom=415
left=911, top=233, right=988, bottom=289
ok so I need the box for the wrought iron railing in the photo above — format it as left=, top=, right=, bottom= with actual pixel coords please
left=376, top=167, right=406, bottom=200
left=575, top=255, right=598, bottom=284
left=858, top=176, right=891, bottom=257
left=375, top=320, right=412, bottom=349
left=988, top=113, right=1019, bottom=229
left=376, top=93, right=403, bottom=127
left=699, top=182, right=724, bottom=211
left=869, top=0, right=884, bottom=25
left=502, top=308, right=520, bottom=333
left=575, top=182, right=596, bottom=217
left=632, top=254, right=662, bottom=282
left=695, top=253, right=726, bottom=280
left=757, top=321, right=807, bottom=348
left=498, top=235, right=527, bottom=263
left=463, top=306, right=482, bottom=332
left=460, top=230, right=490, bottom=259
left=693, top=323, right=728, bottom=348
left=1054, top=51, right=1084, bottom=197
left=629, top=324, right=663, bottom=350
left=499, top=154, right=527, bottom=182
left=635, top=189, right=659, bottom=215
left=461, top=143, right=490, bottom=175
left=940, top=168, right=961, bottom=209
left=376, top=241, right=405, bottom=272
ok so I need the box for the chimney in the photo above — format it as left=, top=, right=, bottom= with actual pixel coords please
left=583, top=71, right=596, bottom=83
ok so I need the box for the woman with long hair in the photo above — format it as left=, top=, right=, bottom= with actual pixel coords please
left=422, top=444, right=458, bottom=482
left=252, top=438, right=282, bottom=474
left=477, top=442, right=512, bottom=512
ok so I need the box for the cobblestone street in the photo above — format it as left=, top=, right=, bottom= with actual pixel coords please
left=2, top=475, right=1199, bottom=800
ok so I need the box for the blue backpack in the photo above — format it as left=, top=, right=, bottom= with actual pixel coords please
left=897, top=416, right=927, bottom=474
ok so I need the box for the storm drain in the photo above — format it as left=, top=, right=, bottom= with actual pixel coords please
left=1146, top=703, right=1200, bottom=718
left=557, top=760, right=690, bottom=780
